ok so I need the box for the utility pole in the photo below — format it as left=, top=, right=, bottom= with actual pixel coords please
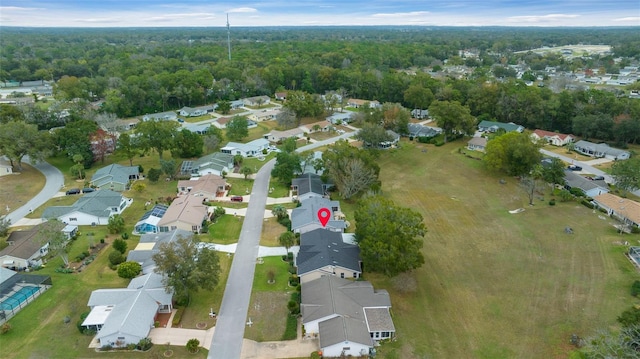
left=226, top=13, right=231, bottom=61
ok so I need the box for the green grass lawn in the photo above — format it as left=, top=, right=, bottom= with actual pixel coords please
left=0, top=163, right=45, bottom=217
left=226, top=177, right=255, bottom=196
left=244, top=256, right=294, bottom=342
left=365, top=140, right=639, bottom=359
left=268, top=178, right=290, bottom=198
left=205, top=215, right=243, bottom=244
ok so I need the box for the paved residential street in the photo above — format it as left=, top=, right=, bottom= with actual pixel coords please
left=6, top=157, right=64, bottom=227
left=208, top=159, right=275, bottom=359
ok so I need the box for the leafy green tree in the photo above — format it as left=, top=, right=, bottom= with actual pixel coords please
left=109, top=250, right=125, bottom=266
left=116, top=133, right=142, bottom=167
left=108, top=214, right=125, bottom=235
left=278, top=231, right=295, bottom=256
left=204, top=126, right=224, bottom=152
left=612, top=157, right=640, bottom=192
left=0, top=216, right=10, bottom=238
left=484, top=132, right=542, bottom=176
left=276, top=107, right=298, bottom=129
left=619, top=306, right=640, bottom=328
left=225, top=115, right=249, bottom=141
left=216, top=100, right=231, bottom=114
left=271, top=151, right=302, bottom=185
left=0, top=121, right=51, bottom=171
left=117, top=261, right=142, bottom=279
left=35, top=220, right=70, bottom=266
left=147, top=168, right=161, bottom=182
left=160, top=159, right=177, bottom=180
left=356, top=123, right=393, bottom=149
left=429, top=100, right=476, bottom=143
left=380, top=102, right=411, bottom=135
left=404, top=85, right=434, bottom=112
left=172, top=129, right=204, bottom=158
left=240, top=165, right=254, bottom=179
left=135, top=119, right=179, bottom=159
left=0, top=104, right=25, bottom=123
left=580, top=325, right=640, bottom=359
left=186, top=338, right=200, bottom=353
left=355, top=196, right=426, bottom=277
left=322, top=140, right=380, bottom=199
left=152, top=235, right=221, bottom=305
left=112, top=238, right=128, bottom=254
left=542, top=157, right=566, bottom=186
left=233, top=154, right=244, bottom=167
left=271, top=205, right=288, bottom=220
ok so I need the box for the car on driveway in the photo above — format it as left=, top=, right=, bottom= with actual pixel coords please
left=230, top=196, right=243, bottom=202
left=65, top=188, right=81, bottom=195
left=567, top=164, right=582, bottom=171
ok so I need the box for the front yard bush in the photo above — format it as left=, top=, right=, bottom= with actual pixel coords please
left=631, top=280, right=640, bottom=297
left=172, top=307, right=184, bottom=326
left=137, top=337, right=153, bottom=351
left=108, top=250, right=125, bottom=266
left=117, top=261, right=142, bottom=279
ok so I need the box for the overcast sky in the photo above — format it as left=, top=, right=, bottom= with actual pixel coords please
left=1, top=0, right=638, bottom=27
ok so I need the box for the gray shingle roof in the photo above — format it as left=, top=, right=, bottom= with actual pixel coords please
left=319, top=315, right=373, bottom=348
left=478, top=120, right=524, bottom=133
left=564, top=170, right=608, bottom=193
left=189, top=152, right=234, bottom=174
left=127, top=229, right=192, bottom=270
left=291, top=197, right=345, bottom=231
left=297, top=229, right=361, bottom=276
left=292, top=173, right=325, bottom=197
left=364, top=307, right=395, bottom=332
left=0, top=221, right=64, bottom=260
left=42, top=189, right=124, bottom=219
left=91, top=164, right=139, bottom=188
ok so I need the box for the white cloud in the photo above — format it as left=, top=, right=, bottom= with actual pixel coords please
left=507, top=13, right=579, bottom=23
left=0, top=6, right=44, bottom=11
left=227, top=7, right=257, bottom=13
left=371, top=11, right=430, bottom=18
left=612, top=16, right=640, bottom=22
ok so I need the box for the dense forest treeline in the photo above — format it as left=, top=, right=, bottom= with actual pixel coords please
left=1, top=26, right=639, bottom=146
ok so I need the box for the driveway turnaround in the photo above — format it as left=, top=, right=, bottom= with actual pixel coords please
left=208, top=159, right=276, bottom=359
left=6, top=158, right=64, bottom=226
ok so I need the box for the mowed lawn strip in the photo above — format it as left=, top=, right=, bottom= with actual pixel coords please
left=367, top=140, right=637, bottom=359
left=0, top=163, right=45, bottom=217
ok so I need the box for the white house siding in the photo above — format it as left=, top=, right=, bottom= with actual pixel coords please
left=300, top=266, right=360, bottom=284
left=99, top=330, right=149, bottom=348
left=323, top=341, right=371, bottom=357
left=585, top=187, right=609, bottom=198
left=0, top=255, right=29, bottom=270
left=303, top=314, right=338, bottom=334
left=59, top=211, right=107, bottom=226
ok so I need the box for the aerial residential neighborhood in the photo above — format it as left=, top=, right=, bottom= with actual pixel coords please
left=1, top=18, right=640, bottom=359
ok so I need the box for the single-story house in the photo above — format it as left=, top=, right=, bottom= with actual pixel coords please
left=265, top=128, right=305, bottom=143
left=303, top=120, right=334, bottom=133
left=467, top=137, right=488, bottom=152
left=230, top=100, right=244, bottom=110
left=0, top=158, right=12, bottom=176
left=178, top=106, right=207, bottom=117
left=127, top=229, right=193, bottom=273
left=573, top=140, right=630, bottom=160
left=181, top=152, right=234, bottom=177
left=248, top=108, right=281, bottom=122
left=213, top=116, right=232, bottom=129
left=221, top=138, right=270, bottom=158
left=407, top=123, right=442, bottom=139
left=81, top=272, right=172, bottom=348
left=275, top=92, right=287, bottom=101
left=177, top=174, right=226, bottom=200
left=142, top=111, right=177, bottom=122
left=371, top=130, right=400, bottom=149
left=296, top=229, right=361, bottom=284
left=301, top=276, right=395, bottom=357
left=563, top=170, right=609, bottom=198
left=326, top=112, right=353, bottom=125
left=291, top=173, right=330, bottom=202
left=243, top=95, right=271, bottom=107
left=42, top=190, right=132, bottom=226
left=478, top=120, right=524, bottom=133
left=157, top=195, right=208, bottom=234
left=0, top=221, right=77, bottom=270
left=411, top=109, right=429, bottom=119
left=593, top=193, right=640, bottom=229
left=291, top=197, right=346, bottom=234
left=183, top=123, right=211, bottom=135
left=347, top=98, right=381, bottom=109
left=134, top=204, right=169, bottom=235
left=90, top=164, right=140, bottom=192
left=531, top=129, right=575, bottom=147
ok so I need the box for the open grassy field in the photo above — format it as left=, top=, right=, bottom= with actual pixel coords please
left=0, top=163, right=45, bottom=216
left=366, top=140, right=638, bottom=359
left=260, top=217, right=289, bottom=247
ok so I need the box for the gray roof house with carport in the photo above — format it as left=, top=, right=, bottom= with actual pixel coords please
left=301, top=276, right=395, bottom=357
left=42, top=190, right=132, bottom=226
left=291, top=197, right=345, bottom=234
left=90, top=164, right=140, bottom=192
left=563, top=170, right=609, bottom=198
left=126, top=229, right=193, bottom=274
left=573, top=140, right=630, bottom=160
left=81, top=272, right=172, bottom=348
left=291, top=173, right=331, bottom=202
left=296, top=228, right=361, bottom=284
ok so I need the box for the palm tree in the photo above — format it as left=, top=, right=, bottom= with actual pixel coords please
left=278, top=231, right=295, bottom=257
left=271, top=205, right=287, bottom=220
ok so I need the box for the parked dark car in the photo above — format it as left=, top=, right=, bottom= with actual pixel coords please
left=82, top=188, right=95, bottom=193
left=567, top=165, right=582, bottom=171
left=65, top=188, right=81, bottom=195
left=230, top=196, right=243, bottom=202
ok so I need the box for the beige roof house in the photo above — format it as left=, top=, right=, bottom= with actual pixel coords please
left=593, top=193, right=640, bottom=228
left=177, top=174, right=226, bottom=201
left=265, top=128, right=305, bottom=143
left=157, top=196, right=208, bottom=234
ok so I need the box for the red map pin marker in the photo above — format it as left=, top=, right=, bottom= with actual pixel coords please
left=317, top=207, right=331, bottom=227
